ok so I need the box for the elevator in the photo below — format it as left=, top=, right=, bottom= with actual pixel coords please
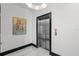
left=37, top=12, right=51, bottom=52
left=38, top=19, right=49, bottom=50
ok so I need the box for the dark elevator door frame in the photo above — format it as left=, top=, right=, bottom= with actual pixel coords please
left=36, top=12, right=52, bottom=54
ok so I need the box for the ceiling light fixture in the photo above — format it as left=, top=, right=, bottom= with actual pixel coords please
left=26, top=3, right=47, bottom=10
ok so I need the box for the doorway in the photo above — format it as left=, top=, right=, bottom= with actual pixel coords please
left=36, top=12, right=52, bottom=54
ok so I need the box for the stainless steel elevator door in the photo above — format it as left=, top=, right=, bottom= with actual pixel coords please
left=38, top=19, right=49, bottom=50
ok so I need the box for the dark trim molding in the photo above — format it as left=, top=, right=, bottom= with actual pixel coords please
left=0, top=43, right=60, bottom=56
left=50, top=52, right=60, bottom=56
left=31, top=43, right=38, bottom=48
left=0, top=43, right=36, bottom=56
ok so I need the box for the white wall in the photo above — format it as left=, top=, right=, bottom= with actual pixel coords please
left=1, top=3, right=79, bottom=56
left=32, top=3, right=79, bottom=56
left=1, top=3, right=33, bottom=52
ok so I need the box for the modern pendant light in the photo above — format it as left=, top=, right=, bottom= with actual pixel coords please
left=26, top=3, right=47, bottom=10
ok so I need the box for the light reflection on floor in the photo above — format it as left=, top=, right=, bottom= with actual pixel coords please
left=6, top=46, right=50, bottom=56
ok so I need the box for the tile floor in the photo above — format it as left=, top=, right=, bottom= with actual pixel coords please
left=6, top=46, right=50, bottom=56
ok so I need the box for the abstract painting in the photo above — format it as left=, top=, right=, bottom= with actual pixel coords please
left=13, top=17, right=26, bottom=35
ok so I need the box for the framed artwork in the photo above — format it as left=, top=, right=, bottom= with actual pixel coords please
left=12, top=17, right=26, bottom=35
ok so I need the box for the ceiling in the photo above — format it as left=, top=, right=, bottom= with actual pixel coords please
left=0, top=3, right=50, bottom=13
left=13, top=3, right=49, bottom=11
left=13, top=3, right=30, bottom=10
